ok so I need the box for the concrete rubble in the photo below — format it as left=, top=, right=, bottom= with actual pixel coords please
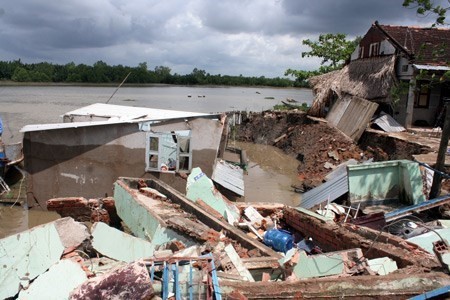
left=3, top=165, right=450, bottom=299
left=3, top=85, right=450, bottom=300
left=69, top=260, right=154, bottom=300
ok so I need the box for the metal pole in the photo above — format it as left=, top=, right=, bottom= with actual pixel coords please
left=430, top=102, right=450, bottom=199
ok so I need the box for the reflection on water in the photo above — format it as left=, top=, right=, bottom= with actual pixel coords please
left=0, top=205, right=60, bottom=238
left=234, top=141, right=301, bottom=206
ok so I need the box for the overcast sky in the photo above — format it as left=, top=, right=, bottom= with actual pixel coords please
left=0, top=0, right=443, bottom=78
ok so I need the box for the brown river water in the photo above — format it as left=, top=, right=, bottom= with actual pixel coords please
left=0, top=85, right=311, bottom=237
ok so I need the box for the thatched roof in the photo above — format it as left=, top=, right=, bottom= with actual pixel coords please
left=308, top=55, right=397, bottom=117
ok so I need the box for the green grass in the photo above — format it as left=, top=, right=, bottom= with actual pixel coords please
left=273, top=102, right=309, bottom=111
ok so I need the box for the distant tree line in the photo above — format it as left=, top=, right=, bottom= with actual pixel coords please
left=0, top=60, right=305, bottom=87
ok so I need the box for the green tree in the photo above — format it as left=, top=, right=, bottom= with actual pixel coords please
left=403, top=0, right=449, bottom=81
left=154, top=66, right=172, bottom=83
left=11, top=67, right=31, bottom=82
left=284, top=69, right=321, bottom=87
left=285, top=34, right=359, bottom=86
left=403, top=0, right=449, bottom=25
left=302, top=33, right=359, bottom=70
left=92, top=60, right=110, bottom=83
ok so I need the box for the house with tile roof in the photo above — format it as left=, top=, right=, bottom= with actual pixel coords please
left=309, top=21, right=450, bottom=128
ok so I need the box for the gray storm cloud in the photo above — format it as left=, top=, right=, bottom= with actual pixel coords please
left=0, top=0, right=440, bottom=77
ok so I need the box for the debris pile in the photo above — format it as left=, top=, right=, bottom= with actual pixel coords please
left=3, top=162, right=450, bottom=298
left=236, top=111, right=427, bottom=190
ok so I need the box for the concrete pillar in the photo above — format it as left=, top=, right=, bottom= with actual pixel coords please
left=405, top=78, right=416, bottom=128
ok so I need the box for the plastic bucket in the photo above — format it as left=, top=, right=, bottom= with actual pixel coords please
left=263, top=229, right=294, bottom=253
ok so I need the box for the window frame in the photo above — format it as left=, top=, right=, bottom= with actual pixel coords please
left=358, top=46, right=364, bottom=59
left=145, top=131, right=192, bottom=173
left=369, top=42, right=380, bottom=57
left=414, top=81, right=431, bottom=109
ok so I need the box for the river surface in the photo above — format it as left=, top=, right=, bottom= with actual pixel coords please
left=0, top=85, right=312, bottom=144
left=0, top=85, right=311, bottom=237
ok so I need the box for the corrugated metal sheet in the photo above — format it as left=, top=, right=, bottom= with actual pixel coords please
left=373, top=112, right=405, bottom=133
left=324, top=159, right=358, bottom=181
left=211, top=160, right=245, bottom=196
left=299, top=172, right=348, bottom=209
left=21, top=103, right=216, bottom=133
left=326, top=95, right=379, bottom=141
left=64, top=103, right=209, bottom=120
left=21, top=120, right=123, bottom=132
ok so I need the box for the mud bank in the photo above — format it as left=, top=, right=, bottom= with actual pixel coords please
left=235, top=111, right=428, bottom=190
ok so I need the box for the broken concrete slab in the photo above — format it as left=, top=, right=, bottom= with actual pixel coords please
left=0, top=222, right=65, bottom=299
left=18, top=259, right=87, bottom=300
left=113, top=179, right=195, bottom=248
left=69, top=259, right=154, bottom=300
left=367, top=257, right=398, bottom=275
left=54, top=217, right=90, bottom=251
left=244, top=206, right=264, bottom=227
left=284, top=206, right=440, bottom=269
left=292, top=248, right=365, bottom=279
left=115, top=177, right=281, bottom=260
left=439, top=219, right=450, bottom=228
left=82, top=257, right=126, bottom=277
left=173, top=245, right=201, bottom=257
left=186, top=167, right=241, bottom=221
left=407, top=228, right=450, bottom=255
left=221, top=272, right=450, bottom=299
left=91, top=222, right=155, bottom=262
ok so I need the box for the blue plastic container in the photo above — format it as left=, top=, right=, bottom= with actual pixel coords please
left=263, top=229, right=294, bottom=253
left=0, top=151, right=4, bottom=167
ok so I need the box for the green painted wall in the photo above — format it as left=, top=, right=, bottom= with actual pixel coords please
left=113, top=182, right=194, bottom=248
left=348, top=160, right=425, bottom=205
left=293, top=250, right=345, bottom=279
left=186, top=167, right=240, bottom=221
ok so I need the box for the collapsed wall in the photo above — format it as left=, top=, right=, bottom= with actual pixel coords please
left=283, top=206, right=440, bottom=269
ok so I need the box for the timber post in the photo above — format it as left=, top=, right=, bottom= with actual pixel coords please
left=430, top=101, right=450, bottom=199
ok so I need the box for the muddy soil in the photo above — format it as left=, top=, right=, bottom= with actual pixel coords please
left=235, top=111, right=427, bottom=190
